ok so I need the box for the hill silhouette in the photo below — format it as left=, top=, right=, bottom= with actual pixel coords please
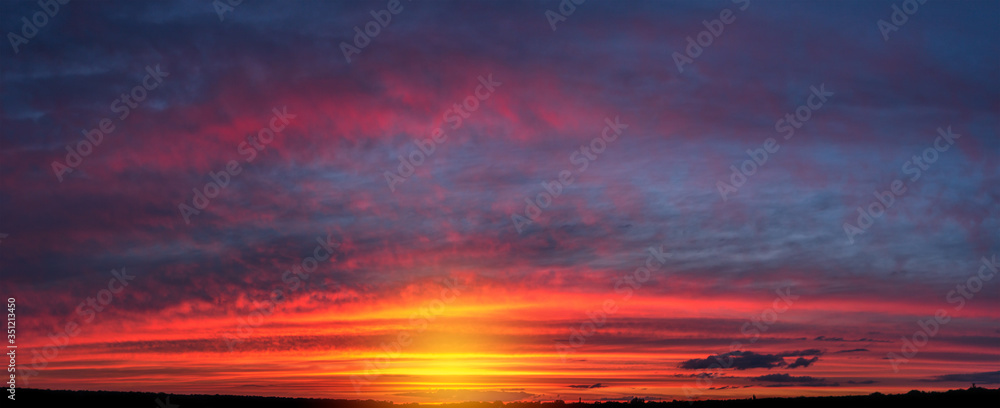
left=13, top=386, right=999, bottom=408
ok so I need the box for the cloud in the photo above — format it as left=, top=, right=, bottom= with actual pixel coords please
left=750, top=374, right=826, bottom=383
left=814, top=336, right=890, bottom=343
left=750, top=374, right=839, bottom=387
left=671, top=373, right=718, bottom=378
left=777, top=349, right=823, bottom=357
left=568, top=383, right=607, bottom=389
left=847, top=380, right=878, bottom=384
left=834, top=348, right=869, bottom=353
left=920, top=371, right=1000, bottom=384
left=678, top=351, right=784, bottom=370
left=786, top=356, right=820, bottom=369
left=393, top=389, right=537, bottom=401
left=679, top=350, right=823, bottom=370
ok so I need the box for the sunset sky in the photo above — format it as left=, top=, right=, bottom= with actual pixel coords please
left=1, top=0, right=999, bottom=403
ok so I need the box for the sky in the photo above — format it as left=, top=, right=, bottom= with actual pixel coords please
left=1, top=0, right=999, bottom=403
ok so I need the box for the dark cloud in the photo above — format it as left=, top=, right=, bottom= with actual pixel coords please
left=394, top=389, right=536, bottom=401
left=920, top=371, right=1000, bottom=384
left=777, top=349, right=823, bottom=357
left=834, top=348, right=869, bottom=354
left=678, top=350, right=823, bottom=371
left=786, top=356, right=820, bottom=369
left=750, top=374, right=826, bottom=383
left=679, top=351, right=783, bottom=370
left=671, top=373, right=718, bottom=379
left=568, top=384, right=607, bottom=389
left=814, top=336, right=890, bottom=343
left=751, top=374, right=839, bottom=388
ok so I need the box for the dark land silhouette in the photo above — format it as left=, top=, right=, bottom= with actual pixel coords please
left=13, top=386, right=1000, bottom=408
